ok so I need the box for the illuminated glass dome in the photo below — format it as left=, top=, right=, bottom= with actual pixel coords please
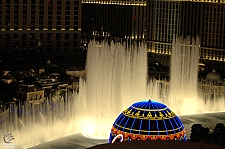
left=109, top=100, right=186, bottom=143
left=206, top=69, right=221, bottom=81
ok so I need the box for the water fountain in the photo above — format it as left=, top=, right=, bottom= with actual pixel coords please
left=168, top=36, right=202, bottom=115
left=0, top=36, right=225, bottom=148
left=74, top=40, right=148, bottom=139
left=146, top=36, right=225, bottom=115
left=75, top=36, right=225, bottom=139
left=0, top=96, right=78, bottom=148
left=41, top=36, right=225, bottom=147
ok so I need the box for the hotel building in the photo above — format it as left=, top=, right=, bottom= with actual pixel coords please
left=146, top=0, right=225, bottom=73
left=0, top=0, right=81, bottom=58
left=81, top=0, right=225, bottom=74
left=0, top=0, right=224, bottom=73
left=81, top=0, right=146, bottom=44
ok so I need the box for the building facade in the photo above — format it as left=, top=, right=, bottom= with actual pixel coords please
left=2, top=0, right=224, bottom=73
left=81, top=0, right=146, bottom=44
left=81, top=0, right=225, bottom=74
left=146, top=0, right=225, bottom=74
left=0, top=0, right=81, bottom=58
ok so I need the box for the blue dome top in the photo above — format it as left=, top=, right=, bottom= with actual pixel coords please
left=112, top=100, right=186, bottom=137
left=134, top=99, right=167, bottom=110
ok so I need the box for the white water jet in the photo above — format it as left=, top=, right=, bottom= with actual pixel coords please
left=168, top=36, right=203, bottom=115
left=75, top=40, right=148, bottom=139
left=0, top=96, right=78, bottom=148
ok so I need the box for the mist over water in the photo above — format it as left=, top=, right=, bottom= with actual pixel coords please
left=0, top=96, right=78, bottom=148
left=0, top=37, right=225, bottom=148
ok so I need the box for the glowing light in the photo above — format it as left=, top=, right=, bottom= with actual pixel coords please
left=81, top=0, right=146, bottom=6
left=82, top=121, right=95, bottom=137
left=108, top=100, right=187, bottom=143
left=111, top=134, right=123, bottom=143
left=77, top=117, right=113, bottom=139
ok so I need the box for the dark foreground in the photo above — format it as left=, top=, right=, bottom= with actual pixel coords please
left=88, top=140, right=225, bottom=149
left=30, top=112, right=225, bottom=149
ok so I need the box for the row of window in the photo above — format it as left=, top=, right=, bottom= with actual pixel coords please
left=1, top=0, right=78, bottom=5
left=3, top=5, right=79, bottom=10
left=2, top=40, right=78, bottom=51
left=3, top=15, right=78, bottom=21
left=154, top=2, right=180, bottom=9
left=148, top=42, right=225, bottom=62
left=3, top=33, right=78, bottom=40
left=201, top=48, right=225, bottom=55
left=1, top=48, right=78, bottom=53
left=1, top=26, right=79, bottom=31
left=202, top=3, right=225, bottom=10
left=149, top=53, right=170, bottom=60
left=149, top=51, right=225, bottom=62
left=148, top=42, right=171, bottom=52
